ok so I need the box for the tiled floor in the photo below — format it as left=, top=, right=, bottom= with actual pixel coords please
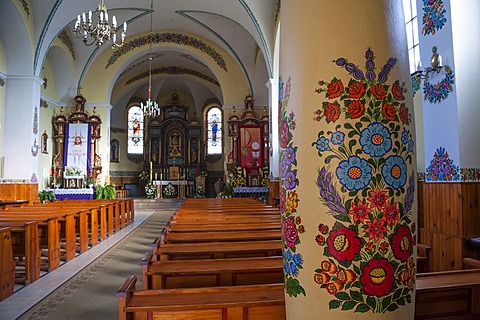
left=0, top=206, right=158, bottom=320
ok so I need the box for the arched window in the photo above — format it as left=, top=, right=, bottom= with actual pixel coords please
left=127, top=106, right=144, bottom=154
left=206, top=107, right=222, bottom=154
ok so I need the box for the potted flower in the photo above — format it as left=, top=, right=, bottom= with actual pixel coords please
left=145, top=182, right=156, bottom=199
left=85, top=173, right=96, bottom=188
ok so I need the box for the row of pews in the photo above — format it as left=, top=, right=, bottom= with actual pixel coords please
left=117, top=198, right=286, bottom=320
left=117, top=198, right=480, bottom=319
left=0, top=198, right=134, bottom=301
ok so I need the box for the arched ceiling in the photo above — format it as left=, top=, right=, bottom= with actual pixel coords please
left=2, top=0, right=280, bottom=128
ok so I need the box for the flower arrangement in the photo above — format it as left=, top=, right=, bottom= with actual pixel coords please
left=195, top=186, right=205, bottom=198
left=145, top=182, right=155, bottom=198
left=139, top=170, right=149, bottom=181
left=226, top=166, right=246, bottom=187
left=65, top=166, right=82, bottom=177
left=84, top=173, right=96, bottom=186
left=310, top=48, right=416, bottom=313
left=426, top=147, right=460, bottom=181
left=163, top=182, right=176, bottom=197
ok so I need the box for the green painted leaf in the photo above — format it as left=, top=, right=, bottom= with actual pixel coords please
left=350, top=290, right=364, bottom=302
left=329, top=300, right=341, bottom=309
left=335, top=292, right=350, bottom=300
left=355, top=304, right=370, bottom=313
left=366, top=296, right=376, bottom=309
left=387, top=303, right=399, bottom=312
left=382, top=296, right=392, bottom=310
left=342, top=301, right=357, bottom=310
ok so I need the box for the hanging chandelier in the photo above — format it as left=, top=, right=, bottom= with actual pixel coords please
left=141, top=0, right=160, bottom=118
left=73, top=0, right=127, bottom=48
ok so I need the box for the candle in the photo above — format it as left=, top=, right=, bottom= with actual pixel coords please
left=150, top=162, right=153, bottom=181
left=155, top=172, right=158, bottom=181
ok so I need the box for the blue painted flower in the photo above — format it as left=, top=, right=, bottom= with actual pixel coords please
left=336, top=156, right=373, bottom=191
left=284, top=171, right=297, bottom=190
left=290, top=261, right=299, bottom=276
left=360, top=122, right=392, bottom=158
left=284, top=248, right=293, bottom=261
left=316, top=136, right=330, bottom=152
left=331, top=131, right=345, bottom=145
left=408, top=139, right=414, bottom=153
left=284, top=146, right=296, bottom=166
left=280, top=160, right=288, bottom=178
left=293, top=253, right=303, bottom=265
left=401, top=128, right=409, bottom=145
left=382, top=155, right=407, bottom=189
left=284, top=261, right=290, bottom=275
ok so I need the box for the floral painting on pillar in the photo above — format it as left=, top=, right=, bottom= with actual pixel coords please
left=311, top=49, right=416, bottom=313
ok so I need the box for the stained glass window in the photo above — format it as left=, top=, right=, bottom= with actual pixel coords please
left=128, top=106, right=144, bottom=154
left=206, top=107, right=222, bottom=154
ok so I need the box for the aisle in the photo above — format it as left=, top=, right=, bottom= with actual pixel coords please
left=0, top=198, right=181, bottom=320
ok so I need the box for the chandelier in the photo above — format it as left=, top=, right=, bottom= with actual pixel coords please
left=141, top=0, right=160, bottom=118
left=73, top=0, right=127, bottom=48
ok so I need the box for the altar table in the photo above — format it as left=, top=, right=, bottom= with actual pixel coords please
left=49, top=188, right=94, bottom=200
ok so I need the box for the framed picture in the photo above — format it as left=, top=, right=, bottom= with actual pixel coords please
left=239, top=125, right=263, bottom=169
left=110, top=139, right=119, bottom=162
left=41, top=131, right=48, bottom=154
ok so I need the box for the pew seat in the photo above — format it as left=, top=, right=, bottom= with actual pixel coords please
left=117, top=276, right=286, bottom=320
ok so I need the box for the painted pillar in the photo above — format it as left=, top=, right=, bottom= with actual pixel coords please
left=3, top=75, right=42, bottom=181
left=279, top=1, right=417, bottom=319
left=267, top=78, right=280, bottom=179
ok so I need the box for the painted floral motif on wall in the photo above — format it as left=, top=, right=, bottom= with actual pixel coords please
left=426, top=147, right=459, bottom=181
left=125, top=66, right=219, bottom=87
left=422, top=67, right=454, bottom=104
left=106, top=33, right=227, bottom=71
left=422, top=0, right=447, bottom=36
left=312, top=48, right=415, bottom=313
left=32, top=107, right=38, bottom=134
left=279, top=77, right=305, bottom=297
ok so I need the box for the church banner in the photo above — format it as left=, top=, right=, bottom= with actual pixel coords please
left=64, top=123, right=91, bottom=178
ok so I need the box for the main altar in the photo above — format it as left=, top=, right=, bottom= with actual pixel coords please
left=143, top=93, right=205, bottom=197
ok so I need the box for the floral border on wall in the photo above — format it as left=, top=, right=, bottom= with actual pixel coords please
left=18, top=0, right=30, bottom=18
left=125, top=66, right=220, bottom=87
left=58, top=29, right=76, bottom=61
left=421, top=0, right=447, bottom=36
left=422, top=67, right=454, bottom=104
left=279, top=77, right=306, bottom=297
left=311, top=48, right=415, bottom=313
left=106, top=33, right=227, bottom=71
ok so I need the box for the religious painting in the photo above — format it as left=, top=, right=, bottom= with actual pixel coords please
left=110, top=139, right=119, bottom=162
left=239, top=125, right=263, bottom=169
left=64, top=123, right=90, bottom=178
left=168, top=132, right=182, bottom=157
left=41, top=130, right=48, bottom=154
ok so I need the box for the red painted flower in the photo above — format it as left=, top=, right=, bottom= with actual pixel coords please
left=367, top=188, right=389, bottom=210
left=348, top=80, right=366, bottom=99
left=364, top=218, right=387, bottom=242
left=318, top=223, right=329, bottom=234
left=279, top=121, right=290, bottom=149
left=327, top=79, right=344, bottom=99
left=314, top=272, right=330, bottom=284
left=327, top=227, right=361, bottom=262
left=391, top=82, right=405, bottom=101
left=391, top=225, right=413, bottom=262
left=324, top=102, right=341, bottom=123
left=381, top=103, right=396, bottom=121
left=360, top=258, right=395, bottom=297
left=283, top=217, right=298, bottom=248
left=382, top=202, right=400, bottom=226
left=320, top=260, right=337, bottom=274
left=371, top=83, right=388, bottom=100
left=399, top=105, right=409, bottom=125
left=326, top=281, right=343, bottom=295
left=349, top=199, right=371, bottom=224
left=315, top=234, right=325, bottom=245
left=348, top=99, right=365, bottom=119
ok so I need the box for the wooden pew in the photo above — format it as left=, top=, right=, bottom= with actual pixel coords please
left=151, top=239, right=283, bottom=261
left=117, top=276, right=285, bottom=320
left=0, top=221, right=40, bottom=286
left=167, top=221, right=281, bottom=233
left=415, top=269, right=480, bottom=319
left=141, top=253, right=283, bottom=290
left=417, top=243, right=432, bottom=273
left=160, top=229, right=281, bottom=244
left=0, top=227, right=14, bottom=301
left=463, top=257, right=480, bottom=269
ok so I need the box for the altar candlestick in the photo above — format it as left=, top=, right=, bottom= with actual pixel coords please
left=150, top=162, right=152, bottom=181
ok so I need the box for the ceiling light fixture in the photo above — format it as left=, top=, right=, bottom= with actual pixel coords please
left=74, top=0, right=127, bottom=48
left=140, top=0, right=160, bottom=118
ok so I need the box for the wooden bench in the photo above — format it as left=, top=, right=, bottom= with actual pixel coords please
left=416, top=269, right=480, bottom=319
left=151, top=239, right=282, bottom=261
left=141, top=253, right=283, bottom=290
left=117, top=276, right=285, bottom=320
left=417, top=243, right=432, bottom=273
left=463, top=257, right=480, bottom=269
left=167, top=221, right=281, bottom=233
left=0, top=227, right=14, bottom=301
left=160, top=229, right=281, bottom=244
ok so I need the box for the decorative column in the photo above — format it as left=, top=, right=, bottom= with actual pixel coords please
left=279, top=1, right=417, bottom=319
left=3, top=75, right=43, bottom=180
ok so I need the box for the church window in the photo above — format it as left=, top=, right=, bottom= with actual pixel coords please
left=403, top=0, right=420, bottom=73
left=128, top=106, right=144, bottom=154
left=206, top=107, right=222, bottom=154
